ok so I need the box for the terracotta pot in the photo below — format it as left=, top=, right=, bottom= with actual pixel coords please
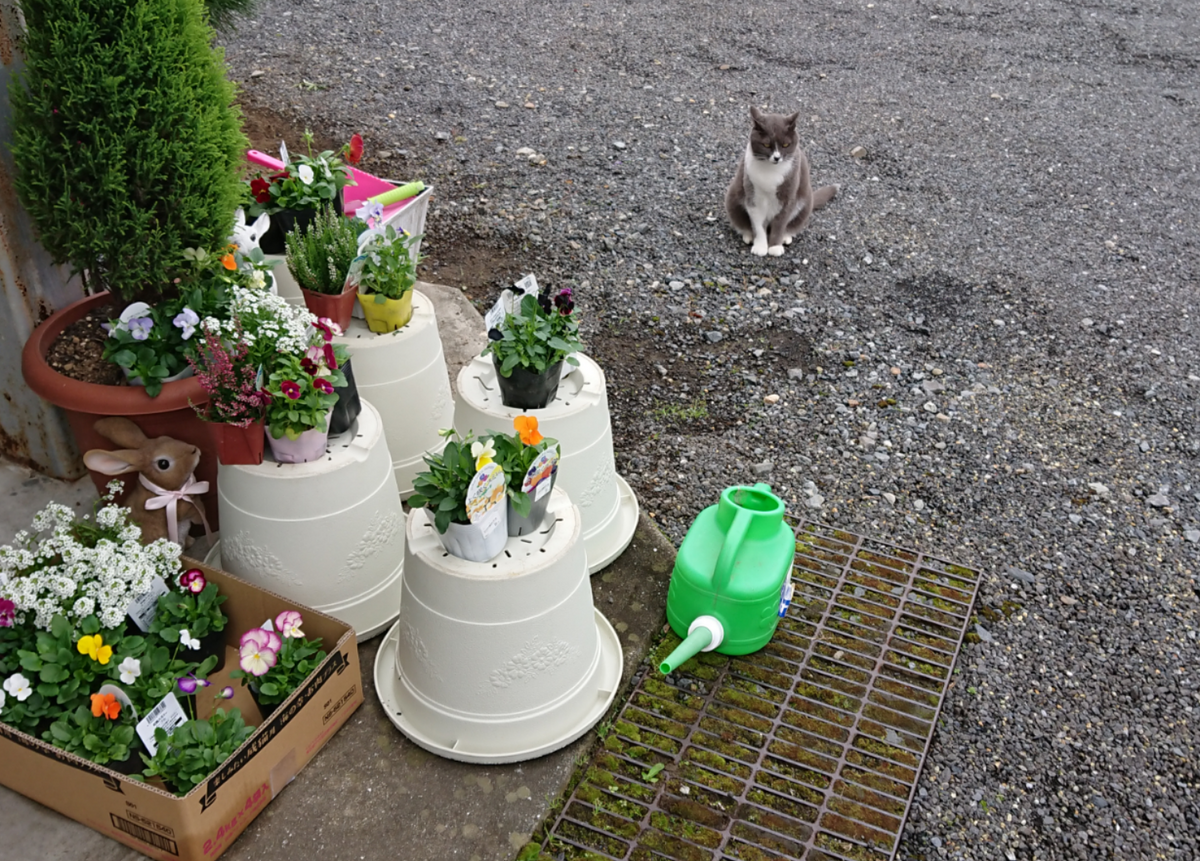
left=266, top=424, right=329, bottom=463
left=207, top=421, right=265, bottom=466
left=300, top=284, right=357, bottom=331
left=493, top=357, right=563, bottom=410
left=358, top=289, right=413, bottom=333
left=21, top=292, right=220, bottom=531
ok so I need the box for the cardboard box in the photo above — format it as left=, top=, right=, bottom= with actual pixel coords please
left=0, top=560, right=363, bottom=860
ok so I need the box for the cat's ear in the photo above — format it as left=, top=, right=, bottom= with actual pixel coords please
left=785, top=111, right=800, bottom=130
left=750, top=105, right=766, bottom=126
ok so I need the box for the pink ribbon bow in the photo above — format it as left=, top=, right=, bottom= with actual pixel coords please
left=140, top=473, right=212, bottom=545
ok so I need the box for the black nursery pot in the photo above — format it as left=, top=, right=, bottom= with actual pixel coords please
left=493, top=356, right=563, bottom=410
left=248, top=684, right=279, bottom=720
left=328, top=358, right=362, bottom=436
left=198, top=628, right=227, bottom=675
left=258, top=194, right=344, bottom=254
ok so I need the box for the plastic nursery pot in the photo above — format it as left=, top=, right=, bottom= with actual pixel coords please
left=435, top=511, right=509, bottom=563
left=300, top=284, right=358, bottom=332
left=266, top=424, right=329, bottom=464
left=358, top=289, right=414, bottom=333
left=248, top=684, right=279, bottom=720
left=258, top=195, right=345, bottom=255
left=493, top=356, right=563, bottom=410
left=20, top=291, right=221, bottom=529
left=206, top=420, right=265, bottom=466
left=327, top=358, right=363, bottom=436
left=507, top=468, right=557, bottom=537
left=123, top=364, right=195, bottom=387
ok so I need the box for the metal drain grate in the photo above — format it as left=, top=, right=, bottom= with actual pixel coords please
left=538, top=519, right=981, bottom=861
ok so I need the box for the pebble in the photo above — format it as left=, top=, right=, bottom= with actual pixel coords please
left=806, top=494, right=824, bottom=508
left=882, top=492, right=896, bottom=505
left=434, top=131, right=450, bottom=141
left=913, top=499, right=925, bottom=511
left=752, top=461, right=773, bottom=476
left=975, top=623, right=994, bottom=643
left=1008, top=566, right=1036, bottom=585
left=763, top=394, right=780, bottom=405
left=1185, top=530, right=1200, bottom=544
left=704, top=331, right=723, bottom=343
left=494, top=100, right=510, bottom=108
left=613, top=141, right=627, bottom=150
left=1147, top=494, right=1169, bottom=507
left=1088, top=482, right=1110, bottom=496
left=850, top=145, right=867, bottom=158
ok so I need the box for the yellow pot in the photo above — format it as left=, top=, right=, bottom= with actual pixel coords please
left=359, top=289, right=414, bottom=333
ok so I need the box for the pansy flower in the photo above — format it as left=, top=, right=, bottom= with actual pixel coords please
left=297, top=164, right=315, bottom=185
left=128, top=316, right=154, bottom=342
left=179, top=629, right=201, bottom=650
left=322, top=342, right=339, bottom=370
left=0, top=598, right=14, bottom=628
left=281, top=380, right=302, bottom=400
left=77, top=634, right=113, bottom=665
left=554, top=288, right=575, bottom=316
left=241, top=627, right=282, bottom=654
left=300, top=357, right=319, bottom=376
left=216, top=686, right=235, bottom=700
left=313, top=378, right=334, bottom=395
left=275, top=610, right=305, bottom=639
left=314, top=318, right=342, bottom=341
left=177, top=673, right=210, bottom=695
left=471, top=438, right=496, bottom=471
left=118, top=656, right=142, bottom=685
left=514, top=415, right=544, bottom=446
left=90, top=692, right=121, bottom=720
left=487, top=328, right=503, bottom=342
left=173, top=308, right=200, bottom=340
left=239, top=639, right=277, bottom=677
left=3, top=673, right=32, bottom=702
left=250, top=176, right=271, bottom=203
left=180, top=569, right=207, bottom=594
left=346, top=133, right=364, bottom=165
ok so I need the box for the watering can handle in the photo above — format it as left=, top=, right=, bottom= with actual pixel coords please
left=711, top=506, right=752, bottom=593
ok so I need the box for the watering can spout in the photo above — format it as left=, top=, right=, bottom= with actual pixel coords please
left=658, top=616, right=724, bottom=674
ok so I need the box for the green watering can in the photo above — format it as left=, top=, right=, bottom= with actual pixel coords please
left=659, top=483, right=796, bottom=674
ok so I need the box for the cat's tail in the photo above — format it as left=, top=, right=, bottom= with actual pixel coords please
left=812, top=184, right=840, bottom=211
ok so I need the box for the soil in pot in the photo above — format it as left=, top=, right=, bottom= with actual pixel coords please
left=494, top=358, right=563, bottom=410
left=46, top=305, right=127, bottom=386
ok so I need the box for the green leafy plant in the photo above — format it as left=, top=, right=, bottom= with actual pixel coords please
left=123, top=643, right=219, bottom=717
left=490, top=417, right=560, bottom=518
left=138, top=707, right=255, bottom=795
left=284, top=205, right=363, bottom=295
left=264, top=354, right=341, bottom=440
left=43, top=697, right=137, bottom=766
left=408, top=430, right=491, bottom=533
left=483, top=289, right=582, bottom=376
left=346, top=223, right=422, bottom=301
left=245, top=130, right=357, bottom=216
left=229, top=613, right=326, bottom=708
left=147, top=577, right=228, bottom=646
left=9, top=0, right=248, bottom=304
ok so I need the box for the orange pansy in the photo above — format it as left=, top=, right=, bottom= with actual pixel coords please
left=90, top=692, right=121, bottom=720
left=514, top=415, right=543, bottom=446
left=220, top=252, right=237, bottom=271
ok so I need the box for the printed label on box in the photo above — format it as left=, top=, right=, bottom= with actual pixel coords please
left=137, top=692, right=188, bottom=756
left=126, top=577, right=170, bottom=633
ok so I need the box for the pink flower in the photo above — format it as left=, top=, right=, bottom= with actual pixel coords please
left=314, top=318, right=341, bottom=341
left=216, top=686, right=235, bottom=700
left=239, top=640, right=277, bottom=677
left=322, top=343, right=338, bottom=371
left=313, top=378, right=334, bottom=395
left=0, top=598, right=14, bottom=628
left=281, top=380, right=301, bottom=400
left=240, top=627, right=281, bottom=653
left=275, top=610, right=304, bottom=639
left=179, top=569, right=206, bottom=594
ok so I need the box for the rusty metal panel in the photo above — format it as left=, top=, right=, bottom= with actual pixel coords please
left=542, top=520, right=981, bottom=861
left=0, top=0, right=87, bottom=477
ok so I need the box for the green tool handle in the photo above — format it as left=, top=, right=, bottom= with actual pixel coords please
left=367, top=181, right=425, bottom=207
left=658, top=625, right=713, bottom=675
left=712, top=507, right=751, bottom=593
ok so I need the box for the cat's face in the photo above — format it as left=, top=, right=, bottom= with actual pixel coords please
left=748, top=108, right=800, bottom=164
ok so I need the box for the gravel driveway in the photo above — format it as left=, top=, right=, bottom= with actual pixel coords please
left=222, top=1, right=1199, bottom=858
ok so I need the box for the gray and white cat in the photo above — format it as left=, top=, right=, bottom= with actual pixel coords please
left=725, top=106, right=838, bottom=257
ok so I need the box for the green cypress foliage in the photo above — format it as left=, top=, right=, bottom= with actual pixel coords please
left=9, top=0, right=248, bottom=304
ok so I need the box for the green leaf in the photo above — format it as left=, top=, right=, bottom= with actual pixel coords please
left=83, top=734, right=102, bottom=752
left=40, top=663, right=68, bottom=683
left=49, top=721, right=73, bottom=742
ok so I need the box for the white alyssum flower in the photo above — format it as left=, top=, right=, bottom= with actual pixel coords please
left=118, top=656, right=143, bottom=685
left=3, top=673, right=32, bottom=702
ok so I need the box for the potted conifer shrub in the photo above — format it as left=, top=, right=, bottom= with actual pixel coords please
left=14, top=0, right=248, bottom=516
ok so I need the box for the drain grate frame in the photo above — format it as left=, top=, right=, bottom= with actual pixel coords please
left=537, top=518, right=982, bottom=861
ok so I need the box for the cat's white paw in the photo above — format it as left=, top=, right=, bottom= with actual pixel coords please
left=751, top=241, right=769, bottom=256
left=782, top=235, right=794, bottom=246
left=767, top=245, right=785, bottom=257
left=740, top=232, right=753, bottom=245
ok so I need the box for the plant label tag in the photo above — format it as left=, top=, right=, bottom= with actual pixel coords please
left=778, top=581, right=795, bottom=618
left=279, top=139, right=289, bottom=165
left=514, top=273, right=539, bottom=296
left=127, top=576, right=170, bottom=632
left=466, top=462, right=505, bottom=526
left=98, top=684, right=138, bottom=723
left=476, top=503, right=503, bottom=539
left=484, top=291, right=511, bottom=332
left=137, top=691, right=189, bottom=756
left=522, top=449, right=560, bottom=498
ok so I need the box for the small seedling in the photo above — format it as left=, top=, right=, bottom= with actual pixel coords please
left=641, top=763, right=664, bottom=783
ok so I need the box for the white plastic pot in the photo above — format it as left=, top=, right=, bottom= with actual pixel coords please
left=454, top=352, right=639, bottom=573
left=264, top=255, right=305, bottom=307
left=435, top=509, right=509, bottom=562
left=205, top=398, right=404, bottom=638
left=334, top=290, right=455, bottom=498
left=374, top=487, right=622, bottom=763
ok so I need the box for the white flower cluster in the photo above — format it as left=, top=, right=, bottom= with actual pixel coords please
left=0, top=502, right=181, bottom=631
left=229, top=285, right=317, bottom=356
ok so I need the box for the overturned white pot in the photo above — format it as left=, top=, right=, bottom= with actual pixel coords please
left=334, top=290, right=454, bottom=498
left=375, top=487, right=622, bottom=764
left=454, top=352, right=639, bottom=573
left=264, top=255, right=304, bottom=307
left=206, top=398, right=404, bottom=638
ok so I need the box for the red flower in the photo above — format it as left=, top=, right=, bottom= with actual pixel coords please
left=322, top=343, right=338, bottom=370
left=281, top=380, right=301, bottom=400
left=300, top=358, right=318, bottom=376
left=269, top=170, right=291, bottom=183
left=313, top=378, right=334, bottom=394
left=313, top=319, right=334, bottom=342
left=346, top=133, right=364, bottom=165
left=250, top=177, right=271, bottom=203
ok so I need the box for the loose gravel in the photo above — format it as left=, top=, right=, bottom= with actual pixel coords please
left=221, top=2, right=1199, bottom=859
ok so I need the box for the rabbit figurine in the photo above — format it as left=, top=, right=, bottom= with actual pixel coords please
left=83, top=418, right=211, bottom=548
left=230, top=207, right=271, bottom=255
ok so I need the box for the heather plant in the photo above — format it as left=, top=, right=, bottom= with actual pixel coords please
left=9, top=0, right=248, bottom=304
left=187, top=325, right=272, bottom=427
left=284, top=205, right=362, bottom=295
